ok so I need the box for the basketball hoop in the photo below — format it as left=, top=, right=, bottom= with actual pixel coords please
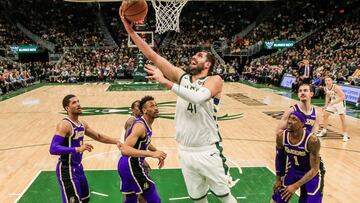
left=150, top=0, right=189, bottom=34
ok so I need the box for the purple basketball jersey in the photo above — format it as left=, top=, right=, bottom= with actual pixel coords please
left=292, top=104, right=316, bottom=132
left=118, top=117, right=154, bottom=194
left=59, top=118, right=85, bottom=165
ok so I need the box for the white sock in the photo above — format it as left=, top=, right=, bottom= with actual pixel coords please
left=219, top=194, right=237, bottom=203
left=321, top=128, right=327, bottom=133
left=343, top=132, right=348, bottom=137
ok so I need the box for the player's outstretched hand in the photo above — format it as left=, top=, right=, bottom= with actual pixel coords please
left=158, top=158, right=165, bottom=169
left=76, top=143, right=93, bottom=153
left=151, top=150, right=167, bottom=160
left=144, top=64, right=165, bottom=82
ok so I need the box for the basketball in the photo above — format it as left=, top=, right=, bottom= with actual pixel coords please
left=120, top=0, right=148, bottom=22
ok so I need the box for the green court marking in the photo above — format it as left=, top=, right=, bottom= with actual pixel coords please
left=107, top=82, right=167, bottom=91
left=17, top=167, right=298, bottom=203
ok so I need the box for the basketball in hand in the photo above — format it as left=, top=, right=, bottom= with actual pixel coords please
left=120, top=0, right=148, bottom=22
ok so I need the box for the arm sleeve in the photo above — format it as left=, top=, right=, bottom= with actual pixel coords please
left=49, top=135, right=76, bottom=155
left=171, top=83, right=211, bottom=104
left=275, top=146, right=286, bottom=176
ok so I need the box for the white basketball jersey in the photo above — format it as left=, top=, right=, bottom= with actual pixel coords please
left=175, top=74, right=221, bottom=147
left=325, top=84, right=338, bottom=101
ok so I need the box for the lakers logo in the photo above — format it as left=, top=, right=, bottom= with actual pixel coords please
left=143, top=182, right=149, bottom=190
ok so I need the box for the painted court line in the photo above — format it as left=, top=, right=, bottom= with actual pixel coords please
left=91, top=191, right=109, bottom=197
left=169, top=193, right=246, bottom=201
left=15, top=170, right=42, bottom=203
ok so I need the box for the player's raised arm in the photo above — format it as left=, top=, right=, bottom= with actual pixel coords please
left=275, top=107, right=293, bottom=134
left=83, top=121, right=120, bottom=145
left=50, top=121, right=93, bottom=155
left=120, top=9, right=184, bottom=83
left=145, top=64, right=220, bottom=104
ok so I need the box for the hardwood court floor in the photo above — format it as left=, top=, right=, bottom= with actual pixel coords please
left=0, top=83, right=359, bottom=203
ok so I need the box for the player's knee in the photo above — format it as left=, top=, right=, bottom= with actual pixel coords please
left=218, top=193, right=236, bottom=203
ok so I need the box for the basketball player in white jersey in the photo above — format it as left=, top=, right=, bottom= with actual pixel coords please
left=120, top=12, right=237, bottom=203
left=317, top=76, right=349, bottom=141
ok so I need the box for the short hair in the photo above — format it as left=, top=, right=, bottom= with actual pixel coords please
left=62, top=94, right=76, bottom=111
left=131, top=100, right=140, bottom=109
left=298, top=83, right=314, bottom=92
left=324, top=75, right=333, bottom=80
left=139, top=96, right=154, bottom=114
left=204, top=51, right=216, bottom=74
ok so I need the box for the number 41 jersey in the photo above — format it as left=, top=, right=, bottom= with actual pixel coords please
left=175, top=74, right=221, bottom=147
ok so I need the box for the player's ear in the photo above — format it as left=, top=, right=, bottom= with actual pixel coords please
left=204, top=62, right=211, bottom=69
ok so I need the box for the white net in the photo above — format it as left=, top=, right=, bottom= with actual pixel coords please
left=150, top=0, right=189, bottom=34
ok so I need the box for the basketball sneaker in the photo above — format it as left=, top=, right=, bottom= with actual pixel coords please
left=317, top=129, right=327, bottom=137
left=342, top=132, right=349, bottom=142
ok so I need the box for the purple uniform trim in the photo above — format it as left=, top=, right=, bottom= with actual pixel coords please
left=272, top=129, right=325, bottom=203
left=53, top=118, right=89, bottom=203
left=50, top=135, right=76, bottom=155
left=118, top=117, right=161, bottom=202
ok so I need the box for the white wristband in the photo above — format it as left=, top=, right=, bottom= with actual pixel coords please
left=171, top=83, right=211, bottom=104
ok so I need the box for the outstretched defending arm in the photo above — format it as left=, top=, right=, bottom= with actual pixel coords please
left=120, top=10, right=184, bottom=83
left=83, top=121, right=120, bottom=145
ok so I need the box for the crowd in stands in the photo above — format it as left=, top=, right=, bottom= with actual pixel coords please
left=10, top=0, right=108, bottom=47
left=172, top=2, right=259, bottom=49
left=0, top=60, right=35, bottom=95
left=0, top=15, right=33, bottom=57
left=232, top=0, right=358, bottom=54
left=1, top=0, right=359, bottom=105
left=246, top=12, right=360, bottom=99
left=44, top=47, right=136, bottom=83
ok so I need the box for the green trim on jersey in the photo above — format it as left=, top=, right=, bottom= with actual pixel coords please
left=215, top=142, right=229, bottom=175
left=178, top=73, right=188, bottom=84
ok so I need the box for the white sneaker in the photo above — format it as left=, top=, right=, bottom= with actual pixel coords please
left=342, top=133, right=349, bottom=142
left=317, top=129, right=327, bottom=137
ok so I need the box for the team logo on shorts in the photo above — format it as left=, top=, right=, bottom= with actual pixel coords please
left=143, top=182, right=149, bottom=190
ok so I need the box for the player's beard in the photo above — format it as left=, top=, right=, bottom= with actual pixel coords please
left=186, top=66, right=204, bottom=76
